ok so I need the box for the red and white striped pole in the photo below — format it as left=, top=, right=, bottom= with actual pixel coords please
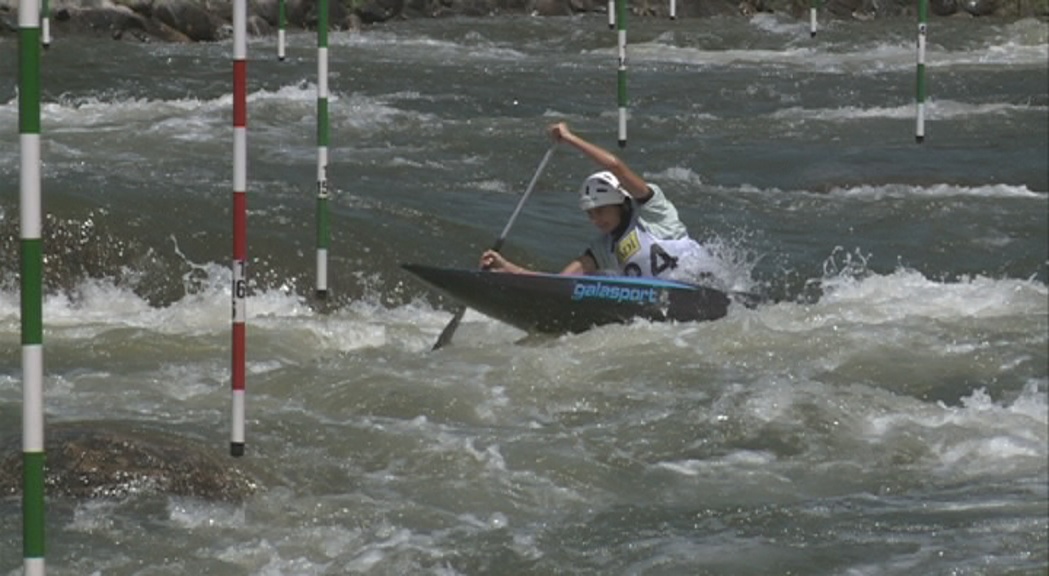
left=230, top=0, right=248, bottom=458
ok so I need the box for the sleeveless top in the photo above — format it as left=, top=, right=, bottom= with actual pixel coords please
left=585, top=184, right=718, bottom=282
left=605, top=224, right=701, bottom=277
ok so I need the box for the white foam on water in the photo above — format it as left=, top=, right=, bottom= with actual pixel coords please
left=771, top=99, right=1047, bottom=122
left=825, top=182, right=1046, bottom=200
left=862, top=379, right=1046, bottom=450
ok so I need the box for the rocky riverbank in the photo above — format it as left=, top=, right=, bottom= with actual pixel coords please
left=0, top=0, right=1046, bottom=43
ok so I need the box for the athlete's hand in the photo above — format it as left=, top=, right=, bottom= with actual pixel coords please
left=547, top=121, right=572, bottom=143
left=479, top=249, right=509, bottom=271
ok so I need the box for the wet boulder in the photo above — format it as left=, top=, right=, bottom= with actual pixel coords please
left=962, top=0, right=996, bottom=15
left=0, top=422, right=260, bottom=501
left=153, top=0, right=229, bottom=40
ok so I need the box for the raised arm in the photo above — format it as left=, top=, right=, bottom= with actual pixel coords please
left=548, top=122, right=652, bottom=202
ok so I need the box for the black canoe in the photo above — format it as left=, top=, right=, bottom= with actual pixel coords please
left=402, top=263, right=746, bottom=335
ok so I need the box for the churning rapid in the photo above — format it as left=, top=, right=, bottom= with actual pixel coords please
left=1, top=14, right=1046, bottom=575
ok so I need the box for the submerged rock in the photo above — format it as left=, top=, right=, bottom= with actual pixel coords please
left=0, top=422, right=259, bottom=502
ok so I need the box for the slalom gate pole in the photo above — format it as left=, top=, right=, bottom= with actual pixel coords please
left=916, top=0, right=928, bottom=144
left=231, top=0, right=248, bottom=457
left=315, top=0, right=331, bottom=299
left=278, top=0, right=286, bottom=61
left=809, top=0, right=817, bottom=38
left=615, top=0, right=627, bottom=147
left=19, top=0, right=46, bottom=572
left=41, top=0, right=50, bottom=48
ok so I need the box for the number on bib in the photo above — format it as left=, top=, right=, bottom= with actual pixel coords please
left=623, top=263, right=643, bottom=277
left=649, top=243, right=678, bottom=276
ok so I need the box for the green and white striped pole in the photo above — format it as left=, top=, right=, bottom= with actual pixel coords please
left=277, top=0, right=286, bottom=61
left=20, top=0, right=46, bottom=573
left=40, top=0, right=50, bottom=48
left=915, top=0, right=928, bottom=144
left=615, top=0, right=627, bottom=148
left=315, top=0, right=330, bottom=299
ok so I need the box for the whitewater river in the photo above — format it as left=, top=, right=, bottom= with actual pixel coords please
left=0, top=13, right=1046, bottom=575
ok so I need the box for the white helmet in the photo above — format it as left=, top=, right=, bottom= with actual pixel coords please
left=578, top=171, right=629, bottom=211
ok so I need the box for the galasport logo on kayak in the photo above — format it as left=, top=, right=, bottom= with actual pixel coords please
left=571, top=280, right=659, bottom=304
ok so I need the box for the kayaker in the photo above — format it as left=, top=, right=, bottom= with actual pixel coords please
left=480, top=122, right=721, bottom=283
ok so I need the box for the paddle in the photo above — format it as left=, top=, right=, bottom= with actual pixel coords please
left=431, top=143, right=557, bottom=350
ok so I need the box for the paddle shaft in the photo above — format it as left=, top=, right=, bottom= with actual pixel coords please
left=432, top=143, right=557, bottom=350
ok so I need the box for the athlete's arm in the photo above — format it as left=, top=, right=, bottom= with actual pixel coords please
left=548, top=122, right=652, bottom=203
left=560, top=252, right=598, bottom=275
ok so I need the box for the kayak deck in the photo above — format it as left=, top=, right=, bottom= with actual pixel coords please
left=402, top=263, right=736, bottom=334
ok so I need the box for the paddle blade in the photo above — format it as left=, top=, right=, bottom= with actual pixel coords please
left=432, top=305, right=466, bottom=350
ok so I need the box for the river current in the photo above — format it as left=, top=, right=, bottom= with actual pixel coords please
left=1, top=13, right=1047, bottom=576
